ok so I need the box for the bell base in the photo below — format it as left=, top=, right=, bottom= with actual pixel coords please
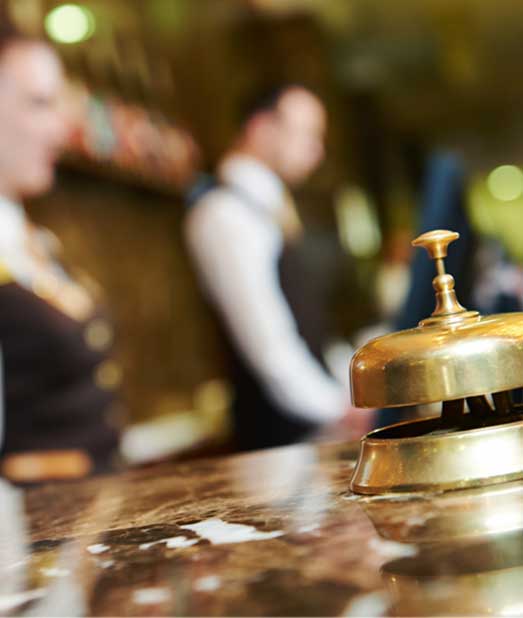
left=350, top=414, right=523, bottom=495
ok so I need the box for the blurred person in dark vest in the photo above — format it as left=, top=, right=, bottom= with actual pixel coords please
left=185, top=84, right=372, bottom=451
left=0, top=25, right=121, bottom=482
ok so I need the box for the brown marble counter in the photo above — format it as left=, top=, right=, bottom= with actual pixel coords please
left=2, top=440, right=523, bottom=616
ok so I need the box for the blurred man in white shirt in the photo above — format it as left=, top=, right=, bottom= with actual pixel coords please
left=185, top=85, right=371, bottom=450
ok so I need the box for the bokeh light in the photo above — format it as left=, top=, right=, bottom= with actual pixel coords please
left=45, top=4, right=95, bottom=44
left=487, top=165, right=523, bottom=202
left=335, top=186, right=382, bottom=258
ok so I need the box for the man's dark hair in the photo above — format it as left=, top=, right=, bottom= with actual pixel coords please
left=239, top=82, right=318, bottom=126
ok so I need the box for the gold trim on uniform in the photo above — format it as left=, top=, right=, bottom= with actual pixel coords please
left=94, top=359, right=123, bottom=390
left=1, top=449, right=93, bottom=482
left=32, top=272, right=94, bottom=321
left=0, top=261, right=13, bottom=286
left=25, top=222, right=96, bottom=321
left=84, top=318, right=114, bottom=351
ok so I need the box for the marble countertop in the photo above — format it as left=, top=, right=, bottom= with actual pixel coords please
left=2, top=440, right=523, bottom=616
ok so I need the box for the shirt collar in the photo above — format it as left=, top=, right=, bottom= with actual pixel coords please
left=0, top=195, right=27, bottom=248
left=218, top=154, right=286, bottom=214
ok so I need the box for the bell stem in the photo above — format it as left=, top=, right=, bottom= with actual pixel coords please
left=435, top=258, right=446, bottom=277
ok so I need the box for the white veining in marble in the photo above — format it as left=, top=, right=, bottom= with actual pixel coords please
left=139, top=536, right=198, bottom=551
left=133, top=588, right=171, bottom=605
left=87, top=544, right=110, bottom=555
left=180, top=518, right=284, bottom=545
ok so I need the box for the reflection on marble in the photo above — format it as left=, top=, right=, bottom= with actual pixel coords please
left=383, top=532, right=523, bottom=616
left=2, top=441, right=523, bottom=615
left=360, top=479, right=523, bottom=545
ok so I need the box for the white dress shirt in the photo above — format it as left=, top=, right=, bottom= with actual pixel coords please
left=184, top=155, right=347, bottom=424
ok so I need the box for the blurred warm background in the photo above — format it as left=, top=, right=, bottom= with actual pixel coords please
left=7, top=0, right=523, bottom=459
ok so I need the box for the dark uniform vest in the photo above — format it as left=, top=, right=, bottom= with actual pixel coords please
left=0, top=280, right=120, bottom=472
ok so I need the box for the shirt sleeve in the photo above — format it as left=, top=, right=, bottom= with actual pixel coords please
left=185, top=196, right=347, bottom=424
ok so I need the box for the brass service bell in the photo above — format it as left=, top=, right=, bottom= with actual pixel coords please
left=350, top=229, right=523, bottom=495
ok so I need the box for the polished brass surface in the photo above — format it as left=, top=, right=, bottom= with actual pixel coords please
left=411, top=229, right=459, bottom=260
left=413, top=229, right=472, bottom=322
left=351, top=312, right=523, bottom=407
left=349, top=228, right=523, bottom=495
left=351, top=229, right=523, bottom=408
left=350, top=416, right=523, bottom=494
